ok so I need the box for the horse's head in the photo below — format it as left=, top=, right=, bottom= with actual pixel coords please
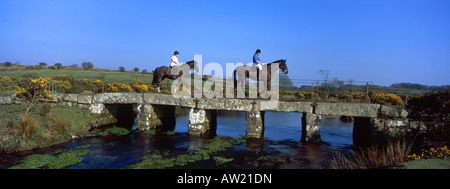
left=193, top=61, right=199, bottom=72
left=275, top=59, right=288, bottom=74
left=186, top=60, right=199, bottom=72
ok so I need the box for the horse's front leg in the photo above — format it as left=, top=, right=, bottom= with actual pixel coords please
left=261, top=80, right=268, bottom=94
left=172, top=77, right=181, bottom=95
left=259, top=80, right=270, bottom=97
left=240, top=79, right=246, bottom=97
left=236, top=78, right=245, bottom=98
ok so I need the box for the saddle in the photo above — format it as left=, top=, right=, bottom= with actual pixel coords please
left=250, top=64, right=260, bottom=80
left=168, top=66, right=181, bottom=76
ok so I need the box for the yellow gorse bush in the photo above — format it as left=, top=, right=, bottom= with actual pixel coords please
left=93, top=80, right=103, bottom=84
left=291, top=90, right=404, bottom=106
left=353, top=92, right=367, bottom=99
left=0, top=76, right=26, bottom=91
left=53, top=74, right=70, bottom=78
left=294, top=91, right=318, bottom=99
left=332, top=92, right=368, bottom=102
left=408, top=146, right=450, bottom=160
left=79, top=78, right=93, bottom=89
left=106, top=82, right=132, bottom=92
left=0, top=76, right=27, bottom=83
left=15, top=78, right=54, bottom=100
left=369, top=91, right=404, bottom=106
left=131, top=80, right=150, bottom=92
left=54, top=80, right=72, bottom=92
left=279, top=90, right=293, bottom=95
left=136, top=84, right=149, bottom=92
left=93, top=80, right=104, bottom=91
left=295, top=92, right=305, bottom=99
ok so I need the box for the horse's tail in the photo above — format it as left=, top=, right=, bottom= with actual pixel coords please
left=152, top=68, right=159, bottom=85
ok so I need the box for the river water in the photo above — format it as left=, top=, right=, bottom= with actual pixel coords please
left=0, top=108, right=354, bottom=169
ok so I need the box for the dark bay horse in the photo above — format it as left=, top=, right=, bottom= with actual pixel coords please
left=233, top=59, right=288, bottom=96
left=152, top=60, right=199, bottom=92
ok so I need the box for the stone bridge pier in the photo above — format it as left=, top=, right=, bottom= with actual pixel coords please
left=301, top=113, right=322, bottom=143
left=246, top=110, right=265, bottom=139
left=188, top=108, right=217, bottom=137
left=135, top=104, right=175, bottom=132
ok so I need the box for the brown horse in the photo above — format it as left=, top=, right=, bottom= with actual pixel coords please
left=152, top=60, right=199, bottom=92
left=233, top=59, right=288, bottom=96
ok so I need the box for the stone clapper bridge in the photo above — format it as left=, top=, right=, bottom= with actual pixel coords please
left=0, top=92, right=415, bottom=144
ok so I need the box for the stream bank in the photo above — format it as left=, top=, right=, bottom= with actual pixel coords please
left=0, top=103, right=116, bottom=153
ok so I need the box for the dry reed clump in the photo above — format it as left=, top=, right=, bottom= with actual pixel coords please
left=16, top=113, right=39, bottom=147
left=330, top=140, right=412, bottom=169
left=13, top=112, right=70, bottom=150
left=48, top=113, right=69, bottom=141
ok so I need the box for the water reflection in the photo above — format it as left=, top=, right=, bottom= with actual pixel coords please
left=320, top=116, right=354, bottom=146
left=216, top=111, right=247, bottom=138
left=264, top=112, right=302, bottom=142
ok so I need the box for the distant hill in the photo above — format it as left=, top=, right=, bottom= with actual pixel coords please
left=390, top=83, right=450, bottom=91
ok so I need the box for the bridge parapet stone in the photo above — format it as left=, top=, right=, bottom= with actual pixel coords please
left=197, top=98, right=227, bottom=110
left=93, top=93, right=143, bottom=104
left=0, top=96, right=12, bottom=104
left=315, top=102, right=380, bottom=118
left=195, top=99, right=313, bottom=112
left=198, top=98, right=254, bottom=111
left=380, top=105, right=408, bottom=118
left=61, top=94, right=78, bottom=102
left=77, top=94, right=93, bottom=104
left=143, top=93, right=194, bottom=107
left=52, top=94, right=64, bottom=102
left=270, top=101, right=312, bottom=112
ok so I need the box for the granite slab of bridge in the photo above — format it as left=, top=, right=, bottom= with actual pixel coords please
left=0, top=93, right=413, bottom=143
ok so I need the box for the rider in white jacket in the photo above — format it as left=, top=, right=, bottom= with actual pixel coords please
left=170, top=51, right=181, bottom=67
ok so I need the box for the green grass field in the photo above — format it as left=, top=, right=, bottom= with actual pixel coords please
left=398, top=159, right=450, bottom=169
left=0, top=69, right=156, bottom=84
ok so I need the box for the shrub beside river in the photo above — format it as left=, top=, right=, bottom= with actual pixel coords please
left=330, top=89, right=450, bottom=169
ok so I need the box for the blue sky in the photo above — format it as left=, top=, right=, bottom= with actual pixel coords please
left=1, top=0, right=449, bottom=86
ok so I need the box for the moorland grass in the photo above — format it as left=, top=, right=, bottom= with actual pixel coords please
left=0, top=69, right=155, bottom=84
left=0, top=104, right=98, bottom=151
